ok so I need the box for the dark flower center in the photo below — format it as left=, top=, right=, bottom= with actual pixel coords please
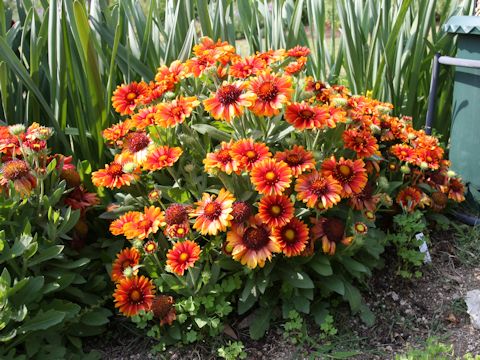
left=257, top=81, right=278, bottom=102
left=323, top=218, right=345, bottom=243
left=218, top=85, right=242, bottom=105
left=299, top=109, right=314, bottom=119
left=108, top=163, right=124, bottom=177
left=2, top=160, right=29, bottom=180
left=217, top=149, right=232, bottom=163
left=243, top=226, right=270, bottom=250
left=125, top=132, right=150, bottom=153
left=286, top=153, right=302, bottom=165
left=203, top=201, right=222, bottom=219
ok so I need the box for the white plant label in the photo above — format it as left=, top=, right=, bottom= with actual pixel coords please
left=416, top=232, right=432, bottom=264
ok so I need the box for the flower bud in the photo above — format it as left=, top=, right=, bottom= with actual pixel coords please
left=164, top=91, right=176, bottom=100
left=332, top=97, right=348, bottom=108
left=122, top=162, right=137, bottom=174
left=376, top=105, right=391, bottom=115
left=447, top=170, right=456, bottom=178
left=407, top=132, right=416, bottom=140
left=132, top=239, right=143, bottom=250
left=184, top=163, right=195, bottom=173
left=400, top=165, right=411, bottom=174
left=9, top=124, right=25, bottom=135
left=123, top=266, right=134, bottom=278
left=378, top=176, right=389, bottom=190
left=370, top=124, right=381, bottom=134
left=419, top=161, right=429, bottom=170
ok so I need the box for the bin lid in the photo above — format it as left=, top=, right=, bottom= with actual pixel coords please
left=444, top=16, right=480, bottom=35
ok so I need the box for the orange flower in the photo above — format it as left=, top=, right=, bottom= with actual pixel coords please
left=113, top=275, right=155, bottom=317
left=258, top=194, right=294, bottom=227
left=250, top=158, right=292, bottom=196
left=193, top=37, right=236, bottom=64
left=390, top=144, right=416, bottom=163
left=414, top=148, right=443, bottom=170
left=396, top=186, right=422, bottom=212
left=0, top=159, right=37, bottom=197
left=190, top=188, right=235, bottom=235
left=111, top=248, right=141, bottom=282
left=284, top=56, right=307, bottom=75
left=229, top=56, right=266, bottom=78
left=254, top=49, right=286, bottom=65
left=295, top=171, right=342, bottom=209
left=166, top=240, right=201, bottom=276
left=102, top=121, right=132, bottom=146
left=143, top=146, right=183, bottom=171
left=343, top=128, right=379, bottom=158
left=284, top=102, right=330, bottom=130
left=203, top=81, right=257, bottom=122
left=0, top=126, right=22, bottom=156
left=231, top=139, right=271, bottom=171
left=130, top=105, right=161, bottom=130
left=63, top=186, right=99, bottom=213
left=122, top=131, right=153, bottom=164
left=184, top=55, right=217, bottom=77
left=152, top=295, right=177, bottom=326
left=348, top=183, right=380, bottom=212
left=287, top=45, right=310, bottom=57
left=203, top=141, right=240, bottom=175
left=155, top=96, right=200, bottom=128
left=110, top=211, right=142, bottom=236
left=310, top=217, right=353, bottom=256
left=154, top=60, right=186, bottom=91
left=321, top=157, right=368, bottom=197
left=164, top=223, right=190, bottom=239
left=249, top=71, right=292, bottom=117
left=274, top=146, right=316, bottom=177
left=111, top=81, right=150, bottom=115
left=226, top=215, right=281, bottom=269
left=448, top=178, right=465, bottom=202
left=274, top=218, right=309, bottom=257
left=92, top=153, right=140, bottom=189
left=123, top=206, right=165, bottom=240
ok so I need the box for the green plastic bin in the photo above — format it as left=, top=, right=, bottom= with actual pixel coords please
left=443, top=16, right=480, bottom=191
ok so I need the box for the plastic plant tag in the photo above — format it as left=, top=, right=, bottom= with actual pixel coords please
left=416, top=232, right=432, bottom=264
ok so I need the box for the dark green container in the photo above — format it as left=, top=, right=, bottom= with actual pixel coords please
left=444, top=16, right=480, bottom=191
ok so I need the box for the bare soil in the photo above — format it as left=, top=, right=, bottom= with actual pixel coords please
left=88, top=230, right=480, bottom=359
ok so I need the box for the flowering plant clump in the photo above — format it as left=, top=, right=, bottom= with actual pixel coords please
left=0, top=123, right=114, bottom=358
left=96, top=38, right=465, bottom=346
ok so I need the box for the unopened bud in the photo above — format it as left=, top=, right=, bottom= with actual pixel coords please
left=184, top=163, right=195, bottom=173
left=447, top=170, right=456, bottom=177
left=376, top=105, right=391, bottom=115
left=9, top=124, right=25, bottom=135
left=407, top=132, right=416, bottom=140
left=419, top=161, right=429, bottom=170
left=164, top=91, right=176, bottom=100
left=332, top=97, right=348, bottom=108
left=400, top=165, right=411, bottom=174
left=122, top=162, right=137, bottom=173
left=132, top=239, right=143, bottom=249
left=370, top=124, right=381, bottom=134
left=123, top=267, right=134, bottom=278
left=378, top=176, right=389, bottom=190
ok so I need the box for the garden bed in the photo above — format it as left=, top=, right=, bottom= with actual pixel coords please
left=87, top=227, right=480, bottom=359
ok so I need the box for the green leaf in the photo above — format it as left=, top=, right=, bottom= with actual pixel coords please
left=81, top=308, right=112, bottom=326
left=17, top=309, right=65, bottom=333
left=281, top=269, right=314, bottom=289
left=29, top=245, right=64, bottom=267
left=311, top=301, right=329, bottom=327
left=249, top=307, right=272, bottom=340
left=191, top=124, right=231, bottom=142
left=308, top=254, right=333, bottom=276
left=321, top=275, right=345, bottom=295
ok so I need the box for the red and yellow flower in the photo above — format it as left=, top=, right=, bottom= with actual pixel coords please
left=0, top=159, right=37, bottom=196
left=285, top=102, right=330, bottom=130
left=203, top=81, right=256, bottom=122
left=390, top=144, right=416, bottom=163
left=109, top=211, right=142, bottom=237
left=166, top=240, right=201, bottom=276
left=121, top=131, right=153, bottom=164
left=111, top=247, right=141, bottom=282
left=258, top=194, right=294, bottom=227
left=250, top=158, right=292, bottom=196
left=164, top=223, right=190, bottom=239
left=287, top=45, right=311, bottom=58
left=274, top=146, right=316, bottom=177
left=155, top=96, right=200, bottom=128
left=111, top=81, right=150, bottom=115
left=92, top=154, right=140, bottom=189
left=295, top=171, right=342, bottom=209
left=190, top=188, right=235, bottom=235
left=284, top=56, right=307, bottom=75
left=130, top=105, right=161, bottom=130
left=113, top=275, right=155, bottom=317
left=231, top=139, right=271, bottom=171
left=249, top=71, right=292, bottom=117
left=273, top=218, right=309, bottom=257
left=123, top=206, right=165, bottom=240
left=321, top=157, right=368, bottom=197
left=229, top=56, right=266, bottom=78
left=203, top=141, right=240, bottom=175
left=102, top=121, right=132, bottom=146
left=396, top=186, right=423, bottom=212
left=448, top=178, right=465, bottom=202
left=226, top=215, right=281, bottom=269
left=143, top=146, right=183, bottom=171
left=343, top=128, right=379, bottom=158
